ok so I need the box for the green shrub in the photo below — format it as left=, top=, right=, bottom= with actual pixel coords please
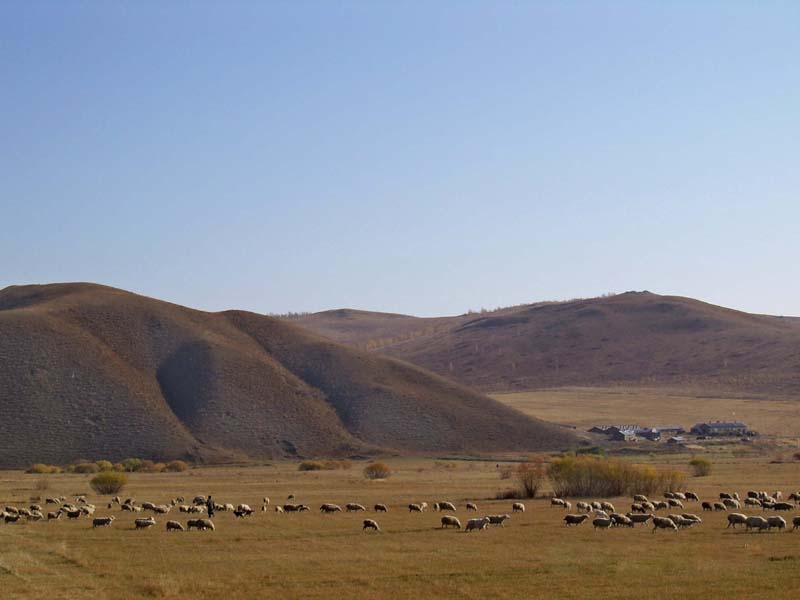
left=25, top=463, right=61, bottom=474
left=299, top=459, right=352, bottom=472
left=72, top=462, right=99, bottom=474
left=90, top=471, right=128, bottom=495
left=689, top=457, right=712, bottom=477
left=547, top=455, right=685, bottom=497
left=516, top=459, right=547, bottom=499
left=363, top=462, right=392, bottom=480
left=165, top=460, right=189, bottom=472
left=95, top=460, right=114, bottom=472
left=121, top=458, right=143, bottom=472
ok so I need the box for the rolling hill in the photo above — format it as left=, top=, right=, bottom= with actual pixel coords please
left=290, top=293, right=800, bottom=394
left=0, top=283, right=578, bottom=467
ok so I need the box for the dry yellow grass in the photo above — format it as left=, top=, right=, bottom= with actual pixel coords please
left=2, top=456, right=800, bottom=600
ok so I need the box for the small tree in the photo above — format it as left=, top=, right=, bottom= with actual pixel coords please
left=90, top=472, right=128, bottom=495
left=689, top=457, right=712, bottom=477
left=516, top=459, right=547, bottom=498
left=165, top=460, right=189, bottom=472
left=95, top=460, right=114, bottom=472
left=363, top=462, right=392, bottom=480
left=121, top=458, right=143, bottom=472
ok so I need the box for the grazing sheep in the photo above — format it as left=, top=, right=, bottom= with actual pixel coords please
left=745, top=516, right=770, bottom=532
left=193, top=496, right=206, bottom=506
left=672, top=493, right=686, bottom=501
left=722, top=498, right=740, bottom=509
left=681, top=513, right=702, bottom=523
left=134, top=517, right=157, bottom=530
left=713, top=502, right=727, bottom=512
left=30, top=504, right=42, bottom=512
left=233, top=509, right=252, bottom=518
left=166, top=520, right=184, bottom=532
left=223, top=503, right=235, bottom=512
left=262, top=497, right=270, bottom=506
left=576, top=502, right=592, bottom=513
left=592, top=517, right=613, bottom=530
left=420, top=502, right=428, bottom=511
left=668, top=515, right=696, bottom=528
left=47, top=511, right=61, bottom=521
left=652, top=517, right=678, bottom=532
left=346, top=503, right=366, bottom=512
left=773, top=491, right=783, bottom=501
left=719, top=493, right=733, bottom=500
left=5, top=506, right=18, bottom=514
left=5, top=514, right=21, bottom=524
left=408, top=504, right=423, bottom=513
left=512, top=503, right=525, bottom=513
left=590, top=501, right=602, bottom=511
left=297, top=505, right=310, bottom=512
left=667, top=499, right=684, bottom=509
left=437, top=501, right=457, bottom=512
left=66, top=510, right=82, bottom=520
left=626, top=513, right=653, bottom=526
left=685, top=492, right=699, bottom=502
left=153, top=505, right=171, bottom=515
left=283, top=504, right=300, bottom=512
left=187, top=518, right=215, bottom=531
left=465, top=503, right=478, bottom=512
left=374, top=504, right=388, bottom=513
left=179, top=505, right=192, bottom=513
left=792, top=516, right=800, bottom=530
left=486, top=514, right=510, bottom=527
left=773, top=502, right=794, bottom=511
left=788, top=492, right=800, bottom=503
left=551, top=498, right=567, bottom=508
left=630, top=503, right=645, bottom=514
left=761, top=500, right=776, bottom=510
left=727, top=513, right=748, bottom=528
left=465, top=517, right=490, bottom=532
left=236, top=504, right=254, bottom=515
left=745, top=498, right=762, bottom=507
left=441, top=516, right=461, bottom=529
left=274, top=506, right=284, bottom=514
left=141, top=502, right=157, bottom=511
left=653, top=501, right=668, bottom=511
left=121, top=504, right=138, bottom=512
left=28, top=512, right=44, bottom=521
left=633, top=494, right=648, bottom=503
left=593, top=510, right=609, bottom=519
left=46, top=498, right=61, bottom=505
left=320, top=503, right=342, bottom=513
left=642, top=502, right=656, bottom=512
left=702, top=502, right=713, bottom=511
left=611, top=514, right=633, bottom=528
left=17, top=508, right=32, bottom=517
left=564, top=514, right=589, bottom=526
left=92, top=516, right=115, bottom=528
left=362, top=519, right=380, bottom=532
left=767, top=516, right=787, bottom=531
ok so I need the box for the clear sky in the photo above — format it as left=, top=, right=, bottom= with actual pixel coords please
left=2, top=1, right=798, bottom=317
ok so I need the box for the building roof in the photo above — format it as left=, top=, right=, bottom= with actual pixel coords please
left=693, top=421, right=746, bottom=428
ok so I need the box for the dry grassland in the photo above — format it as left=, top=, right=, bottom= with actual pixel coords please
left=1, top=454, right=800, bottom=600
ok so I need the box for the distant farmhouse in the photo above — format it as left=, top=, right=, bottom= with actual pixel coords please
left=690, top=421, right=748, bottom=437
left=587, top=425, right=668, bottom=442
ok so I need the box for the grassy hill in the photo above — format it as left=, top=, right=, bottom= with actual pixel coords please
left=0, top=283, right=577, bottom=467
left=291, top=292, right=800, bottom=394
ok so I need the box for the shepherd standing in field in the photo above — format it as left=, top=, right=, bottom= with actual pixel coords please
left=206, top=495, right=215, bottom=518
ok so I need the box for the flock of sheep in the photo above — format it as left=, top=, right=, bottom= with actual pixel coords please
left=553, top=489, right=800, bottom=533
left=3, top=489, right=799, bottom=537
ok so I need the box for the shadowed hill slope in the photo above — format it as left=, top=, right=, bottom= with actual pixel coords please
left=291, top=293, right=800, bottom=394
left=0, top=283, right=577, bottom=467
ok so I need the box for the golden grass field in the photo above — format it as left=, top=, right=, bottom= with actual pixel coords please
left=2, top=387, right=799, bottom=599
left=2, top=453, right=800, bottom=600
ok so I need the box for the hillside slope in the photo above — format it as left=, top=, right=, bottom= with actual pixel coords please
left=0, top=283, right=577, bottom=467
left=292, top=293, right=800, bottom=394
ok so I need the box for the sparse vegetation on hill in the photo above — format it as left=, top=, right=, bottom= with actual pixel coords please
left=292, top=292, right=800, bottom=394
left=0, top=282, right=576, bottom=467
left=363, top=462, right=392, bottom=480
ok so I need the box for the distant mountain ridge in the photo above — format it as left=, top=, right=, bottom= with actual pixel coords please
left=0, top=283, right=578, bottom=468
left=289, top=292, right=800, bottom=394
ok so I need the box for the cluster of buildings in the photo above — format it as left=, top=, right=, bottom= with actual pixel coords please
left=588, top=421, right=751, bottom=444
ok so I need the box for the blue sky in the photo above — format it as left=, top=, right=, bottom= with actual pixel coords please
left=2, top=1, right=798, bottom=316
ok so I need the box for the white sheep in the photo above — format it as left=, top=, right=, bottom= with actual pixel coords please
left=512, top=502, right=525, bottom=513
left=92, top=516, right=115, bottom=528
left=465, top=503, right=478, bottom=512
left=652, top=517, right=678, bottom=532
left=134, top=517, right=157, bottom=530
left=465, top=517, right=490, bottom=532
left=362, top=519, right=380, bottom=532
left=166, top=520, right=185, bottom=532
left=440, top=515, right=461, bottom=529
